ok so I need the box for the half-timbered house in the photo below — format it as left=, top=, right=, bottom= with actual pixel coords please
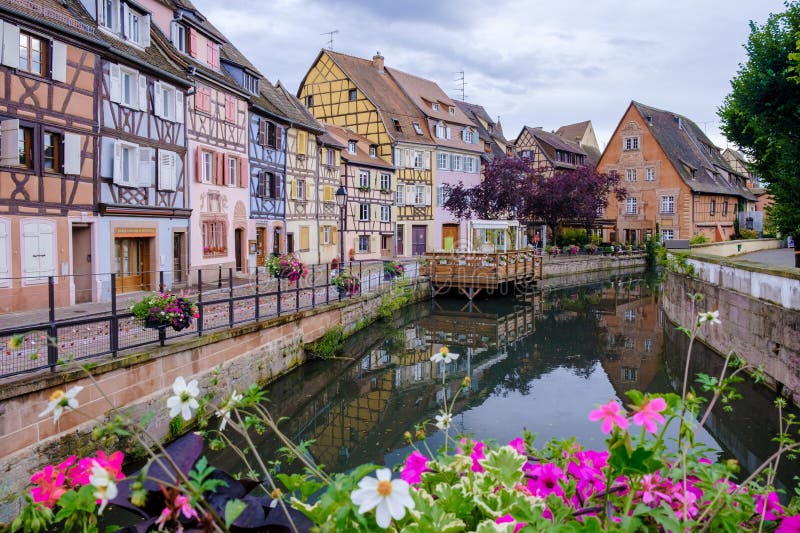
left=298, top=51, right=435, bottom=256
left=316, top=130, right=344, bottom=265
left=454, top=100, right=510, bottom=162
left=325, top=124, right=396, bottom=261
left=514, top=126, right=589, bottom=176
left=74, top=0, right=193, bottom=297
left=144, top=0, right=251, bottom=273
left=0, top=1, right=99, bottom=311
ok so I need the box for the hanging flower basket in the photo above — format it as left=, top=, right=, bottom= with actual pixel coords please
left=332, top=270, right=361, bottom=296
left=383, top=260, right=405, bottom=280
left=131, top=291, right=199, bottom=332
left=265, top=253, right=308, bottom=284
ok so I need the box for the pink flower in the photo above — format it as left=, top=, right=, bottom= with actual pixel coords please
left=631, top=397, right=667, bottom=433
left=508, top=437, right=526, bottom=455
left=638, top=473, right=672, bottom=506
left=401, top=451, right=430, bottom=484
left=175, top=494, right=198, bottom=520
left=155, top=507, right=171, bottom=531
left=30, top=465, right=67, bottom=508
left=777, top=515, right=800, bottom=533
left=755, top=491, right=783, bottom=521
left=496, top=514, right=526, bottom=532
left=588, top=401, right=629, bottom=434
left=525, top=462, right=566, bottom=498
left=458, top=439, right=486, bottom=472
left=672, top=489, right=698, bottom=520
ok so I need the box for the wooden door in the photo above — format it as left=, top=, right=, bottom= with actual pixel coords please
left=115, top=238, right=150, bottom=293
left=396, top=224, right=404, bottom=256
left=173, top=232, right=185, bottom=284
left=256, top=227, right=267, bottom=267
left=412, top=225, right=427, bottom=256
left=71, top=226, right=92, bottom=303
left=442, top=224, right=458, bottom=251
left=235, top=228, right=243, bottom=271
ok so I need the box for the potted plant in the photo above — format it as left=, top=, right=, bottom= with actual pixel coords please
left=265, top=253, right=308, bottom=284
left=568, top=244, right=579, bottom=255
left=131, top=291, right=199, bottom=331
left=383, top=260, right=405, bottom=280
left=331, top=270, right=361, bottom=296
left=584, top=243, right=598, bottom=255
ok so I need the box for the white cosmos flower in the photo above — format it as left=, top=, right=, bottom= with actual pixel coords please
left=216, top=390, right=243, bottom=431
left=166, top=376, right=200, bottom=421
left=350, top=467, right=415, bottom=528
left=698, top=310, right=721, bottom=326
left=89, top=461, right=118, bottom=515
left=39, top=386, right=83, bottom=423
left=430, top=346, right=459, bottom=364
left=435, top=413, right=452, bottom=430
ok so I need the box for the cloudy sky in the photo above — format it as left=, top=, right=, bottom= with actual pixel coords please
left=194, top=0, right=784, bottom=150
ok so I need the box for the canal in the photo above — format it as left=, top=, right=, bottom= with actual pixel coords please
left=214, top=271, right=800, bottom=493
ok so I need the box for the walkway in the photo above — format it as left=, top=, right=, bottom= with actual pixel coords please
left=736, top=248, right=797, bottom=268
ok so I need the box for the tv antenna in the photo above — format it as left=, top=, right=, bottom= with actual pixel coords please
left=321, top=29, right=339, bottom=50
left=454, top=71, right=467, bottom=101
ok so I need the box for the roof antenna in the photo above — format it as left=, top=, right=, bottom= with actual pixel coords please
left=454, top=70, right=466, bottom=101
left=321, top=29, right=339, bottom=50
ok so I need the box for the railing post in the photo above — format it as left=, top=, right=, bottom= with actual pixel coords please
left=159, top=270, right=165, bottom=292
left=311, top=264, right=316, bottom=308
left=295, top=276, right=300, bottom=311
left=47, top=276, right=58, bottom=370
left=254, top=267, right=260, bottom=321
left=110, top=274, right=118, bottom=357
left=228, top=267, right=234, bottom=327
left=197, top=269, right=204, bottom=336
left=218, top=264, right=222, bottom=289
left=325, top=264, right=330, bottom=305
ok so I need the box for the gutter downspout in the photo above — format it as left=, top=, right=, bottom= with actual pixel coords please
left=315, top=140, right=322, bottom=266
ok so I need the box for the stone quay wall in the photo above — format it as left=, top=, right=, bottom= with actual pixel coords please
left=540, top=255, right=647, bottom=289
left=0, top=279, right=431, bottom=523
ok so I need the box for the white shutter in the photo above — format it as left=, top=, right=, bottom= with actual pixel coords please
left=153, top=81, right=163, bottom=117
left=63, top=133, right=81, bottom=175
left=121, top=3, right=129, bottom=36
left=0, top=119, right=19, bottom=166
left=424, top=185, right=432, bottom=206
left=0, top=221, right=8, bottom=277
left=170, top=20, right=180, bottom=43
left=175, top=90, right=184, bottom=124
left=393, top=147, right=401, bottom=167
left=109, top=63, right=121, bottom=103
left=138, top=73, right=147, bottom=111
left=112, top=140, right=122, bottom=184
left=423, top=151, right=430, bottom=170
left=445, top=127, right=451, bottom=139
left=1, top=22, right=19, bottom=68
left=396, top=184, right=405, bottom=206
left=37, top=224, right=55, bottom=277
left=142, top=15, right=151, bottom=47
left=51, top=41, right=67, bottom=83
left=159, top=149, right=177, bottom=191
left=461, top=129, right=467, bottom=142
left=403, top=148, right=411, bottom=168
left=22, top=222, right=54, bottom=279
left=137, top=146, right=153, bottom=187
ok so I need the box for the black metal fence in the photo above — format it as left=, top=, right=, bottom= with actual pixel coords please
left=0, top=260, right=420, bottom=380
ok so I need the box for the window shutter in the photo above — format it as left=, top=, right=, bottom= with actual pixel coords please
left=0, top=119, right=19, bottom=166
left=138, top=73, right=148, bottom=111
left=112, top=140, right=122, bottom=184
left=170, top=20, right=180, bottom=43
left=334, top=151, right=340, bottom=167
left=63, top=133, right=81, bottom=175
left=424, top=185, right=432, bottom=205
left=195, top=147, right=203, bottom=182
left=258, top=118, right=267, bottom=146
left=142, top=15, right=151, bottom=47
left=188, top=29, right=198, bottom=57
left=306, top=181, right=313, bottom=200
left=175, top=90, right=184, bottom=124
left=109, top=63, right=121, bottom=103
left=159, top=150, right=177, bottom=191
left=474, top=131, right=480, bottom=144
left=121, top=3, right=129, bottom=35
left=239, top=157, right=247, bottom=188
left=445, top=127, right=451, bottom=139
left=276, top=126, right=283, bottom=149
left=396, top=184, right=405, bottom=206
left=332, top=226, right=338, bottom=245
left=1, top=22, right=19, bottom=68
left=461, top=129, right=467, bottom=142
left=51, top=41, right=67, bottom=83
left=423, top=152, right=430, bottom=170
left=138, top=146, right=153, bottom=187
left=214, top=151, right=224, bottom=185
left=288, top=178, right=295, bottom=199
left=23, top=223, right=55, bottom=278
left=319, top=225, right=324, bottom=245
left=153, top=81, right=163, bottom=117
left=403, top=148, right=411, bottom=167
left=0, top=221, right=8, bottom=277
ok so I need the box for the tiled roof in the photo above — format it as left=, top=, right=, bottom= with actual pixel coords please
left=387, top=68, right=473, bottom=127
left=219, top=39, right=262, bottom=76
left=632, top=102, right=755, bottom=201
left=555, top=121, right=591, bottom=143
left=1, top=0, right=98, bottom=39
left=454, top=100, right=508, bottom=159
left=170, top=0, right=227, bottom=42
left=271, top=82, right=325, bottom=134
left=323, top=123, right=393, bottom=169
left=323, top=51, right=434, bottom=146
left=317, top=130, right=346, bottom=149
left=525, top=127, right=587, bottom=156
left=250, top=85, right=289, bottom=122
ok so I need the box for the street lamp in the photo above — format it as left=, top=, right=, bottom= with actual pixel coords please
left=335, top=185, right=347, bottom=266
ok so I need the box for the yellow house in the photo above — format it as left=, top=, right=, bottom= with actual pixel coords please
left=298, top=50, right=435, bottom=256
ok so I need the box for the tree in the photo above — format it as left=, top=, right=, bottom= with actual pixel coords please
left=718, top=2, right=800, bottom=265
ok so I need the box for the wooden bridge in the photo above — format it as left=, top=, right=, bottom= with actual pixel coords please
left=421, top=250, right=543, bottom=299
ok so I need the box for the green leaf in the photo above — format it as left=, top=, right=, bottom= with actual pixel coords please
left=480, top=446, right=526, bottom=488
left=624, top=389, right=644, bottom=407
left=224, top=499, right=246, bottom=527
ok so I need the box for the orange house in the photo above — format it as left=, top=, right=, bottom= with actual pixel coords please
left=598, top=102, right=755, bottom=244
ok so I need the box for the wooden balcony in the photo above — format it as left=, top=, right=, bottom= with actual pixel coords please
left=421, top=250, right=543, bottom=299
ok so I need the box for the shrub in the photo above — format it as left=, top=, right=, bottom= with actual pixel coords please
left=307, top=326, right=344, bottom=359
left=739, top=228, right=759, bottom=239
left=689, top=233, right=710, bottom=245
left=560, top=227, right=590, bottom=246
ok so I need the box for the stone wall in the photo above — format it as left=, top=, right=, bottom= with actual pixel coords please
left=0, top=279, right=430, bottom=523
left=691, top=238, right=781, bottom=257
left=542, top=255, right=647, bottom=283
left=661, top=271, right=800, bottom=405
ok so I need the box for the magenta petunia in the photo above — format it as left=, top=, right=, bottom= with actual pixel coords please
left=755, top=491, right=783, bottom=521
left=631, top=397, right=667, bottom=433
left=777, top=515, right=800, bottom=533
left=526, top=462, right=566, bottom=498
left=401, top=451, right=430, bottom=484
left=588, top=401, right=629, bottom=434
left=508, top=437, right=526, bottom=455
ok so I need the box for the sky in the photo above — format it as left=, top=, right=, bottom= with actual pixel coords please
left=192, top=0, right=785, bottom=150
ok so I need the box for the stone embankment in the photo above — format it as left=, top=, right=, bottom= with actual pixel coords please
left=540, top=254, right=647, bottom=289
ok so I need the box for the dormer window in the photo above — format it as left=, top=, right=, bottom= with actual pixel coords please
left=462, top=129, right=474, bottom=143
left=412, top=122, right=423, bottom=135
left=348, top=140, right=357, bottom=154
left=369, top=145, right=377, bottom=158
left=434, top=123, right=451, bottom=139
left=448, top=106, right=455, bottom=115
left=393, top=119, right=402, bottom=132
left=432, top=102, right=439, bottom=111
left=101, top=0, right=120, bottom=32
left=100, top=0, right=150, bottom=48
left=244, top=73, right=258, bottom=94
left=170, top=21, right=186, bottom=53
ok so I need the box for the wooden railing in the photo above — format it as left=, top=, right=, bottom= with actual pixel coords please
left=421, top=250, right=542, bottom=292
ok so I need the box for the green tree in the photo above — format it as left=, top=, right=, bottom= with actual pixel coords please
left=718, top=2, right=800, bottom=265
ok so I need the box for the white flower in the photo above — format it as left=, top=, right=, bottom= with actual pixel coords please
left=698, top=310, right=721, bottom=326
left=350, top=468, right=415, bottom=528
left=431, top=346, right=459, bottom=364
left=89, top=461, right=118, bottom=515
left=39, top=386, right=83, bottom=423
left=216, top=390, right=243, bottom=431
left=166, top=376, right=200, bottom=421
left=434, top=413, right=452, bottom=430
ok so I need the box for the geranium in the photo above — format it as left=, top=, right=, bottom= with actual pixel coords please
left=400, top=451, right=429, bottom=484
left=631, top=396, right=667, bottom=433
left=30, top=465, right=67, bottom=508
left=431, top=346, right=459, bottom=364
left=166, top=376, right=200, bottom=421
left=39, top=386, right=83, bottom=424
left=131, top=291, right=198, bottom=331
left=332, top=270, right=361, bottom=296
left=588, top=400, right=629, bottom=434
left=525, top=462, right=566, bottom=498
left=756, top=491, right=783, bottom=520
left=350, top=468, right=415, bottom=528
left=266, top=253, right=308, bottom=284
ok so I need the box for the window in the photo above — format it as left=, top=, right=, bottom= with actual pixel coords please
left=624, top=310, right=635, bottom=322
left=369, top=145, right=377, bottom=158
left=380, top=205, right=390, bottom=221
left=412, top=122, right=423, bottom=135
left=414, top=185, right=425, bottom=206
left=257, top=171, right=279, bottom=198
left=101, top=0, right=119, bottom=31
left=660, top=195, right=674, bottom=214
left=520, top=149, right=532, bottom=159
left=622, top=367, right=638, bottom=382
left=380, top=173, right=390, bottom=191
left=42, top=132, right=62, bottom=172
left=325, top=148, right=335, bottom=166
left=359, top=203, right=370, bottom=221
left=645, top=167, right=655, bottom=181
left=644, top=338, right=653, bottom=353
left=625, top=197, right=638, bottom=214
left=436, top=185, right=449, bottom=207
left=623, top=136, right=639, bottom=150
left=348, top=140, right=357, bottom=154
left=154, top=82, right=183, bottom=122
left=414, top=151, right=424, bottom=169
left=710, top=199, right=716, bottom=216
left=170, top=21, right=186, bottom=53
left=322, top=225, right=331, bottom=244
left=306, top=95, right=313, bottom=107
left=448, top=106, right=455, bottom=115
left=625, top=168, right=637, bottom=182
left=18, top=32, right=48, bottom=77
left=359, top=170, right=370, bottom=188
left=432, top=102, right=439, bottom=111
left=18, top=126, right=33, bottom=169
left=127, top=10, right=140, bottom=43
left=464, top=156, right=475, bottom=173
left=395, top=184, right=405, bottom=205
left=437, top=152, right=449, bottom=170
left=624, top=337, right=635, bottom=349
left=244, top=73, right=258, bottom=94
left=21, top=220, right=56, bottom=281
left=296, top=178, right=306, bottom=200
left=201, top=220, right=226, bottom=255
left=722, top=201, right=728, bottom=216
left=195, top=85, right=211, bottom=113
left=201, top=151, right=213, bottom=183
left=450, top=154, right=462, bottom=171
left=358, top=235, right=370, bottom=253
left=435, top=123, right=446, bottom=138
left=226, top=156, right=237, bottom=186
left=348, top=88, right=357, bottom=101
left=662, top=229, right=674, bottom=241
left=393, top=119, right=402, bottom=132
left=463, top=129, right=474, bottom=143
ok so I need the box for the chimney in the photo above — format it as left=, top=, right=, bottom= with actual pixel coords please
left=372, top=52, right=384, bottom=72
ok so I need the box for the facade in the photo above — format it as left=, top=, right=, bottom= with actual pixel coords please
left=555, top=120, right=601, bottom=166
left=325, top=124, right=396, bottom=261
left=316, top=131, right=344, bottom=265
left=83, top=0, right=193, bottom=297
left=598, top=101, right=755, bottom=244
left=298, top=51, right=436, bottom=256
left=0, top=1, right=98, bottom=311
left=389, top=70, right=483, bottom=251
left=514, top=126, right=590, bottom=176
left=145, top=0, right=251, bottom=273
left=454, top=100, right=511, bottom=162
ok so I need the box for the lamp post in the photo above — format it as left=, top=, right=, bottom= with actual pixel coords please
left=335, top=185, right=347, bottom=266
